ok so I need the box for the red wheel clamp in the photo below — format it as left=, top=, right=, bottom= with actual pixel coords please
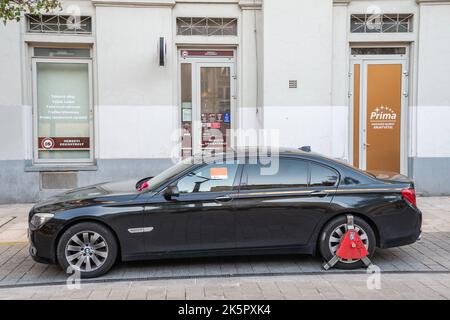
left=323, top=215, right=372, bottom=270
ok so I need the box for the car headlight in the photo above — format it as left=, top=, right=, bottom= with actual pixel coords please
left=30, top=213, right=54, bottom=230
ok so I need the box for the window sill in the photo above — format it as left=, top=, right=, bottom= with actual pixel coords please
left=24, top=163, right=98, bottom=172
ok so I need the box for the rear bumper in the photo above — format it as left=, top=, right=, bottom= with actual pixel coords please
left=379, top=231, right=421, bottom=249
left=377, top=206, right=422, bottom=249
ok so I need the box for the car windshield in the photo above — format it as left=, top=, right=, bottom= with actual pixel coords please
left=143, top=157, right=194, bottom=192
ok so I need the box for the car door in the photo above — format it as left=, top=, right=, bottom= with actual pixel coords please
left=234, top=157, right=338, bottom=249
left=142, top=162, right=242, bottom=253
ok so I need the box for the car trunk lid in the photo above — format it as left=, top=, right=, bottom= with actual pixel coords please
left=368, top=170, right=414, bottom=185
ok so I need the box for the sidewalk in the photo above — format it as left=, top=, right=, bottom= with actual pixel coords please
left=1, top=197, right=450, bottom=299
left=2, top=272, right=450, bottom=300
left=0, top=204, right=31, bottom=244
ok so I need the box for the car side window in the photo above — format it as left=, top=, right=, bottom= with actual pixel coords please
left=176, top=163, right=239, bottom=193
left=309, top=163, right=338, bottom=187
left=243, top=158, right=308, bottom=190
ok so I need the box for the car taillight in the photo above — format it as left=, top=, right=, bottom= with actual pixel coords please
left=401, top=188, right=417, bottom=207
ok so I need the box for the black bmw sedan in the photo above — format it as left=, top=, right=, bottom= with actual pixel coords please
left=28, top=148, right=422, bottom=278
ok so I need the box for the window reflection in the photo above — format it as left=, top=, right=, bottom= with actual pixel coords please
left=177, top=163, right=238, bottom=193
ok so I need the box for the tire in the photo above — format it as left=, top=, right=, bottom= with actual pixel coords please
left=57, top=222, right=118, bottom=278
left=319, top=215, right=376, bottom=269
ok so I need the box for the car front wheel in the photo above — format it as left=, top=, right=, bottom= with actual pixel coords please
left=319, top=215, right=376, bottom=269
left=57, top=222, right=118, bottom=278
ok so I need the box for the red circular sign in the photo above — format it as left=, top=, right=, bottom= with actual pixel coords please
left=41, top=138, right=55, bottom=150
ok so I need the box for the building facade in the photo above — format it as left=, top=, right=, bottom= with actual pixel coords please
left=0, top=0, right=450, bottom=203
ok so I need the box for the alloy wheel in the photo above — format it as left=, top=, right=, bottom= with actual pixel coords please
left=65, top=231, right=109, bottom=272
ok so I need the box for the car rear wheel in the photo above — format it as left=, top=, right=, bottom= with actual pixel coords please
left=319, top=215, right=376, bottom=269
left=57, top=222, right=118, bottom=278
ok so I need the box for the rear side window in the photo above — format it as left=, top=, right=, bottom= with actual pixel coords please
left=243, top=158, right=308, bottom=190
left=310, top=163, right=338, bottom=187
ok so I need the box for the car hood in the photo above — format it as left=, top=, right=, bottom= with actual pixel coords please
left=59, top=179, right=139, bottom=198
left=32, top=179, right=141, bottom=211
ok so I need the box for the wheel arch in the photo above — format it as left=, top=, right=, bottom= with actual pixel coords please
left=53, top=217, right=122, bottom=263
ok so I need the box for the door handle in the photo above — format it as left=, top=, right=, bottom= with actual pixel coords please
left=215, top=195, right=233, bottom=202
left=310, top=190, right=328, bottom=197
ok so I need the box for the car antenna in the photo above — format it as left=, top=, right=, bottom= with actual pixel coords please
left=299, top=146, right=311, bottom=152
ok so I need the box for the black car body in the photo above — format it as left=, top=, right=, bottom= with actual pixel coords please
left=28, top=148, right=422, bottom=277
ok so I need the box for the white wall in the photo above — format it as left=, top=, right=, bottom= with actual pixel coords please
left=95, top=6, right=177, bottom=159
left=0, top=21, right=27, bottom=160
left=97, top=105, right=177, bottom=158
left=263, top=0, right=333, bottom=107
left=332, top=3, right=351, bottom=160
left=263, top=106, right=348, bottom=157
left=416, top=2, right=450, bottom=157
left=239, top=6, right=263, bottom=139
left=262, top=0, right=336, bottom=156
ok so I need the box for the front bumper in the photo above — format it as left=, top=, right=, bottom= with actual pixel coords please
left=28, top=224, right=60, bottom=265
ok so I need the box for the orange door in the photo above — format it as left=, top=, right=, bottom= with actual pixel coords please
left=365, top=63, right=403, bottom=173
left=352, top=61, right=405, bottom=173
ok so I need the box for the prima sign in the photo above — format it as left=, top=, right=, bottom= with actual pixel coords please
left=370, top=106, right=397, bottom=120
left=369, top=106, right=398, bottom=130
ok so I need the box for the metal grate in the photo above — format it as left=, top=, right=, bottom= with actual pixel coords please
left=350, top=14, right=413, bottom=33
left=351, top=47, right=406, bottom=55
left=289, top=80, right=298, bottom=89
left=177, top=17, right=237, bottom=36
left=40, top=172, right=78, bottom=190
left=27, top=14, right=92, bottom=34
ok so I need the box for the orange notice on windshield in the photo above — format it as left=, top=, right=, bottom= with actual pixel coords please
left=210, top=167, right=228, bottom=180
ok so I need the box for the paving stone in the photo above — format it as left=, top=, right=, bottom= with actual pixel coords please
left=88, top=289, right=112, bottom=299
left=185, top=286, right=205, bottom=299
left=0, top=273, right=450, bottom=299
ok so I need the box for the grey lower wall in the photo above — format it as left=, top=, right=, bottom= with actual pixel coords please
left=0, top=158, right=173, bottom=204
left=410, top=157, right=450, bottom=196
left=0, top=160, right=40, bottom=204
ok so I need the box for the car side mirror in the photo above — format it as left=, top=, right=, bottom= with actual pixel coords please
left=164, top=185, right=179, bottom=200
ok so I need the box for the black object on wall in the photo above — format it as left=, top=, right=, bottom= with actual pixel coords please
left=159, top=37, right=166, bottom=66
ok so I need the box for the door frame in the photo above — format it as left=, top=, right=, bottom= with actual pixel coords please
left=193, top=61, right=236, bottom=155
left=349, top=48, right=409, bottom=175
left=178, top=49, right=237, bottom=156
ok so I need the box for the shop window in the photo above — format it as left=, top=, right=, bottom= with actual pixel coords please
left=33, top=48, right=93, bottom=163
left=27, top=14, right=92, bottom=34
left=350, top=14, right=413, bottom=33
left=34, top=48, right=91, bottom=58
left=177, top=17, right=237, bottom=36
